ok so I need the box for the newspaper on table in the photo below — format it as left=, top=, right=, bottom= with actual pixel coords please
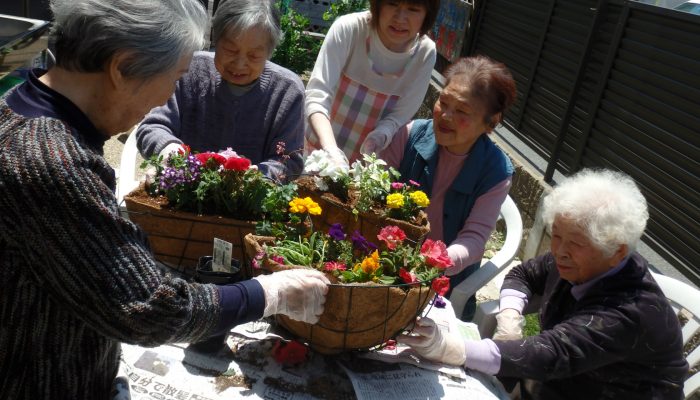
left=119, top=303, right=508, bottom=400
left=118, top=319, right=355, bottom=400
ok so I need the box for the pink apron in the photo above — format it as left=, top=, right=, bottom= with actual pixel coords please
left=306, top=36, right=418, bottom=164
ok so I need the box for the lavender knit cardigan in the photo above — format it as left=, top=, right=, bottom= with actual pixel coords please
left=136, top=51, right=305, bottom=181
left=0, top=99, right=245, bottom=398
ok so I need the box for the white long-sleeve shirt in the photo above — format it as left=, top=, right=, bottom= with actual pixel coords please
left=305, top=11, right=436, bottom=151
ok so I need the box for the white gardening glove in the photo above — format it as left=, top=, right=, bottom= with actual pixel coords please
left=326, top=146, right=350, bottom=170
left=359, top=130, right=391, bottom=155
left=253, top=269, right=330, bottom=324
left=492, top=308, right=525, bottom=340
left=396, top=317, right=466, bottom=366
left=158, top=143, right=185, bottom=162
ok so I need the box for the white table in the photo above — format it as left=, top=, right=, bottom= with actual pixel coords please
left=118, top=301, right=509, bottom=400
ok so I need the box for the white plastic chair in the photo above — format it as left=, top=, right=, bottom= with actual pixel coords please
left=115, top=125, right=140, bottom=207
left=448, top=194, right=523, bottom=320
left=651, top=272, right=700, bottom=399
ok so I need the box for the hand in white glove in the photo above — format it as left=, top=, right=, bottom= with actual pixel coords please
left=326, top=146, right=350, bottom=171
left=359, top=130, right=391, bottom=155
left=492, top=308, right=525, bottom=340
left=396, top=317, right=466, bottom=366
left=254, top=269, right=330, bottom=324
left=158, top=143, right=185, bottom=162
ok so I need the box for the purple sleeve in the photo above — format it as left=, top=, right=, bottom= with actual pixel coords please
left=464, top=339, right=502, bottom=375
left=214, top=279, right=266, bottom=334
left=499, top=289, right=529, bottom=313
left=446, top=178, right=512, bottom=272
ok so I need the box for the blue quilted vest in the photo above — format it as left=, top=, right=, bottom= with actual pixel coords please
left=398, top=120, right=513, bottom=318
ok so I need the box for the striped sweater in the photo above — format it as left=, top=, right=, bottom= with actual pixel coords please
left=0, top=95, right=253, bottom=398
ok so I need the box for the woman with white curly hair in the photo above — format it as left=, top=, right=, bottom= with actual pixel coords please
left=399, top=168, right=688, bottom=399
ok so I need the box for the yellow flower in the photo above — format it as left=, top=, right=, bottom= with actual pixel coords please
left=289, top=197, right=322, bottom=215
left=361, top=250, right=380, bottom=274
left=306, top=200, right=322, bottom=215
left=386, top=193, right=404, bottom=209
left=289, top=197, right=307, bottom=213
left=410, top=190, right=430, bottom=208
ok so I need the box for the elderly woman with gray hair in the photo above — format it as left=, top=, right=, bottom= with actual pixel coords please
left=398, top=169, right=688, bottom=399
left=0, top=0, right=329, bottom=398
left=136, top=0, right=305, bottom=181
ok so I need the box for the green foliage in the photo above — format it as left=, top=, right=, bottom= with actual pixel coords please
left=350, top=153, right=400, bottom=213
left=271, top=2, right=322, bottom=75
left=524, top=313, right=541, bottom=337
left=323, top=0, right=369, bottom=22
left=255, top=183, right=307, bottom=238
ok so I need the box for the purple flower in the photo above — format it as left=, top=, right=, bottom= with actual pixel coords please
left=434, top=296, right=447, bottom=309
left=328, top=223, right=346, bottom=241
left=351, top=230, right=378, bottom=255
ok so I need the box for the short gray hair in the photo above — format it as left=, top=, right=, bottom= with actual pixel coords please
left=541, top=169, right=649, bottom=257
left=212, top=0, right=281, bottom=56
left=50, top=0, right=207, bottom=79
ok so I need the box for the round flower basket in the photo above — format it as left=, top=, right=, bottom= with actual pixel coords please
left=294, top=177, right=431, bottom=246
left=244, top=234, right=434, bottom=354
left=124, top=185, right=257, bottom=278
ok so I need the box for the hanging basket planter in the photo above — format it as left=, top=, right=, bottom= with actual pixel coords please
left=123, top=186, right=257, bottom=278
left=243, top=234, right=434, bottom=354
left=294, top=176, right=431, bottom=246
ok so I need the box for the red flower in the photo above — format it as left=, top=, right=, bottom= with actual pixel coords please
left=420, top=239, right=453, bottom=269
left=195, top=152, right=226, bottom=167
left=179, top=144, right=191, bottom=155
left=399, top=268, right=419, bottom=285
left=272, top=340, right=308, bottom=366
left=223, top=156, right=251, bottom=171
left=376, top=225, right=407, bottom=250
left=431, top=276, right=450, bottom=296
left=324, top=261, right=347, bottom=272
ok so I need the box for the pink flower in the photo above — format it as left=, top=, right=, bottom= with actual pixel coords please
left=390, top=182, right=405, bottom=190
left=324, top=261, right=347, bottom=272
left=431, top=276, right=450, bottom=296
left=376, top=225, right=407, bottom=250
left=420, top=239, right=453, bottom=269
left=408, top=180, right=421, bottom=187
left=270, top=255, right=285, bottom=265
left=252, top=251, right=264, bottom=269
left=399, top=268, right=419, bottom=285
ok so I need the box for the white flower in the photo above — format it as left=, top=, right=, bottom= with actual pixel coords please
left=313, top=176, right=329, bottom=191
left=304, top=149, right=330, bottom=173
left=218, top=148, right=239, bottom=158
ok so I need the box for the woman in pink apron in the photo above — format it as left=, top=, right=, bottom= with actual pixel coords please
left=305, top=0, right=439, bottom=167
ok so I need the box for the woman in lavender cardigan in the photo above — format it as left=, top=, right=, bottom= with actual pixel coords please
left=136, top=0, right=305, bottom=182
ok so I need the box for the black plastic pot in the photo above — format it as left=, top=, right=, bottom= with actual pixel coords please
left=195, top=256, right=244, bottom=285
left=189, top=256, right=244, bottom=353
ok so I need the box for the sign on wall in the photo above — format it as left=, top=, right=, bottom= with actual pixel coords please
left=430, top=0, right=472, bottom=62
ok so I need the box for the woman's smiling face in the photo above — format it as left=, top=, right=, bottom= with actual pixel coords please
left=214, top=26, right=269, bottom=86
left=376, top=1, right=427, bottom=52
left=432, top=77, right=492, bottom=154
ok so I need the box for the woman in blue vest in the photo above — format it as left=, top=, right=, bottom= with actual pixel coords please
left=380, top=55, right=517, bottom=320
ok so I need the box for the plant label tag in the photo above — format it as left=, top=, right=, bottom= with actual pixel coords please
left=212, top=238, right=233, bottom=273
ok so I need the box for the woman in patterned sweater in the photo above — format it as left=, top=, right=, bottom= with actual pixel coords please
left=0, top=0, right=328, bottom=398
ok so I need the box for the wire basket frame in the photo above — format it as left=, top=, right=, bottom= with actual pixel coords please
left=123, top=188, right=256, bottom=278
left=244, top=234, right=437, bottom=354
